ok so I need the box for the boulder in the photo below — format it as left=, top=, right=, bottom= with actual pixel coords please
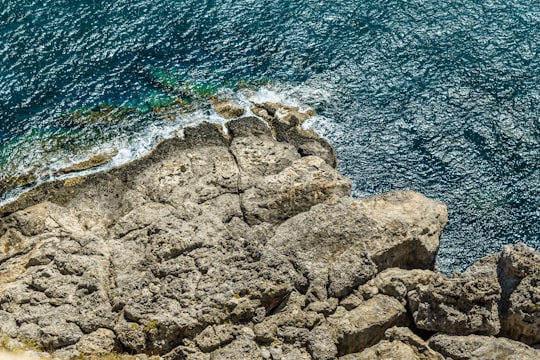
left=194, top=324, right=238, bottom=353
left=328, top=295, right=409, bottom=356
left=355, top=268, right=437, bottom=303
left=267, top=192, right=447, bottom=301
left=307, top=324, right=338, bottom=360
left=428, top=333, right=540, bottom=360
left=497, top=243, right=540, bottom=344
left=341, top=327, right=444, bottom=360
left=208, top=327, right=261, bottom=360
left=408, top=274, right=501, bottom=335
left=212, top=99, right=245, bottom=119
left=460, top=242, right=540, bottom=344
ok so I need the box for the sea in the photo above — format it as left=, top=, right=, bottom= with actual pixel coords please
left=1, top=0, right=539, bottom=273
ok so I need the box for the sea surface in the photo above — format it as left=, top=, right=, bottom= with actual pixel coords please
left=1, top=0, right=539, bottom=273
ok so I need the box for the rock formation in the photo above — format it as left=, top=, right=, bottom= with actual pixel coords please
left=0, top=102, right=539, bottom=359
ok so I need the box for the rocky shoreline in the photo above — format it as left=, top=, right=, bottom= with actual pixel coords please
left=0, top=103, right=539, bottom=359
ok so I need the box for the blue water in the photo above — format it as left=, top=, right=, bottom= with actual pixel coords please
left=1, top=0, right=540, bottom=272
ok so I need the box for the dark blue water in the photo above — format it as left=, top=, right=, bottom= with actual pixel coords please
left=1, top=0, right=540, bottom=272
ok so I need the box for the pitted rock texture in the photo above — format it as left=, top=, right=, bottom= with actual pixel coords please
left=428, top=333, right=540, bottom=360
left=0, top=109, right=538, bottom=359
left=461, top=242, right=540, bottom=345
left=408, top=274, right=501, bottom=335
left=0, top=113, right=446, bottom=358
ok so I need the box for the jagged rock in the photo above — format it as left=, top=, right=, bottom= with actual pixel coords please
left=340, top=327, right=445, bottom=360
left=0, top=113, right=453, bottom=359
left=208, top=331, right=262, bottom=359
left=251, top=102, right=337, bottom=168
left=59, top=151, right=118, bottom=174
left=328, top=295, right=409, bottom=356
left=460, top=243, right=540, bottom=344
left=40, top=321, right=83, bottom=350
left=194, top=324, right=237, bottom=352
left=307, top=324, right=338, bottom=360
left=497, top=243, right=540, bottom=344
left=305, top=297, right=339, bottom=316
left=408, top=274, right=501, bottom=335
left=253, top=292, right=324, bottom=344
left=229, top=118, right=351, bottom=225
left=356, top=268, right=437, bottom=303
left=297, top=141, right=336, bottom=169
left=341, top=327, right=444, bottom=360
left=76, top=328, right=116, bottom=355
left=0, top=310, right=17, bottom=338
left=267, top=192, right=446, bottom=302
left=212, top=99, right=245, bottom=119
left=461, top=252, right=500, bottom=279
left=428, top=333, right=540, bottom=360
left=328, top=249, right=378, bottom=299
left=339, top=341, right=423, bottom=360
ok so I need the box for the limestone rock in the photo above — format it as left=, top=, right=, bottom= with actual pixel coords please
left=0, top=113, right=453, bottom=359
left=408, top=274, right=501, bottom=335
left=328, top=249, right=378, bottom=299
left=76, top=328, right=116, bottom=355
left=40, top=321, right=84, bottom=350
left=228, top=117, right=351, bottom=225
left=59, top=151, right=118, bottom=174
left=251, top=102, right=337, bottom=168
left=497, top=243, right=540, bottom=344
left=212, top=99, right=245, bottom=119
left=339, top=341, right=424, bottom=360
left=461, top=243, right=540, bottom=344
left=328, top=295, right=409, bottom=356
left=307, top=324, right=337, bottom=360
left=267, top=192, right=447, bottom=301
left=253, top=292, right=324, bottom=344
left=208, top=334, right=262, bottom=359
left=339, top=327, right=445, bottom=359
left=428, top=333, right=540, bottom=360
left=194, top=324, right=237, bottom=352
left=356, top=268, right=437, bottom=303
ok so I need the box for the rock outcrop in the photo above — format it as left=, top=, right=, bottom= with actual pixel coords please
left=0, top=102, right=539, bottom=359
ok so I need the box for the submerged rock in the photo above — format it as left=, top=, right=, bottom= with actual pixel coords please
left=59, top=151, right=118, bottom=174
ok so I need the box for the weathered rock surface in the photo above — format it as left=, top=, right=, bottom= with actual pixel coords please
left=329, top=295, right=409, bottom=355
left=428, top=333, right=540, bottom=360
left=59, top=151, right=118, bottom=174
left=408, top=274, right=501, bottom=335
left=212, top=98, right=245, bottom=119
left=498, top=243, right=540, bottom=345
left=1, top=105, right=539, bottom=359
left=341, top=327, right=444, bottom=360
left=459, top=242, right=540, bottom=345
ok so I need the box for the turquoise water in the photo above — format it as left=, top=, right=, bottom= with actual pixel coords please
left=1, top=0, right=539, bottom=272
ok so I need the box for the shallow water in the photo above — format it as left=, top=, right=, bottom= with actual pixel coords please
left=1, top=0, right=539, bottom=272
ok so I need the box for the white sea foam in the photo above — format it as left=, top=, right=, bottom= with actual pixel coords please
left=0, top=84, right=333, bottom=208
